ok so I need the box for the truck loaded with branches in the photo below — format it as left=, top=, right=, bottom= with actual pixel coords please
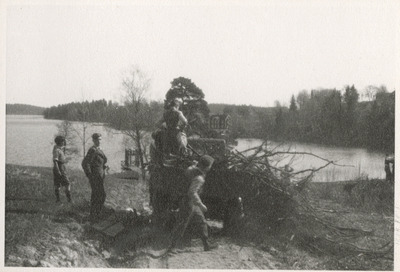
left=148, top=77, right=392, bottom=260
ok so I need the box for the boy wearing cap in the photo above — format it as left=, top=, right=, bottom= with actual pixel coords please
left=53, top=136, right=71, bottom=203
left=82, top=133, right=108, bottom=223
left=170, top=155, right=218, bottom=251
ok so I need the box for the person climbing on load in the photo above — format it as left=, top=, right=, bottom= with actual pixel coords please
left=163, top=97, right=188, bottom=156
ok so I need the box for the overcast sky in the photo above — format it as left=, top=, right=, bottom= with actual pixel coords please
left=4, top=0, right=399, bottom=108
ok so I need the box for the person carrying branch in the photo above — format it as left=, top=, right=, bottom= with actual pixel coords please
left=82, top=133, right=108, bottom=223
left=163, top=97, right=188, bottom=156
left=53, top=136, right=72, bottom=203
left=170, top=155, right=218, bottom=252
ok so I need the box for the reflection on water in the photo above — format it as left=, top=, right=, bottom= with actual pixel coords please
left=6, top=116, right=387, bottom=181
left=235, top=138, right=386, bottom=182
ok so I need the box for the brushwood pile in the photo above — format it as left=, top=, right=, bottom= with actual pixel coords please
left=208, top=142, right=393, bottom=259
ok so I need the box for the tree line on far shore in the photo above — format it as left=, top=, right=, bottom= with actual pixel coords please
left=272, top=85, right=394, bottom=153
left=6, top=104, right=45, bottom=115
left=182, top=85, right=395, bottom=153
left=42, top=80, right=394, bottom=153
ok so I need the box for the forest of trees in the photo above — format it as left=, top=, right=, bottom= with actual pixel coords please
left=42, top=83, right=395, bottom=153
left=270, top=86, right=395, bottom=152
left=210, top=86, right=394, bottom=152
left=43, top=99, right=119, bottom=123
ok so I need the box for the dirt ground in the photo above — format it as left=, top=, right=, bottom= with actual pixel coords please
left=4, top=164, right=394, bottom=270
left=106, top=227, right=282, bottom=269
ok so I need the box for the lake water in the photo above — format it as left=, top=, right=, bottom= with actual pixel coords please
left=6, top=115, right=128, bottom=174
left=235, top=138, right=386, bottom=182
left=6, top=115, right=387, bottom=181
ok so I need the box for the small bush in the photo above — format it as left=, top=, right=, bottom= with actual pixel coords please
left=307, top=178, right=394, bottom=214
left=348, top=179, right=394, bottom=214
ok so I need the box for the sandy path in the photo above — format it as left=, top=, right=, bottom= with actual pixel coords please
left=166, top=239, right=278, bottom=269
left=111, top=236, right=280, bottom=269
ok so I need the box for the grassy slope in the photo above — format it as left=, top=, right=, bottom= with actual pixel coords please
left=229, top=179, right=394, bottom=270
left=4, top=164, right=148, bottom=267
left=5, top=165, right=103, bottom=267
left=291, top=180, right=394, bottom=270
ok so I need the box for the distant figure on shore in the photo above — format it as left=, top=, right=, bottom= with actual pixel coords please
left=163, top=97, right=188, bottom=156
left=82, top=133, right=108, bottom=223
left=281, top=164, right=294, bottom=185
left=53, top=136, right=71, bottom=203
left=385, top=154, right=394, bottom=182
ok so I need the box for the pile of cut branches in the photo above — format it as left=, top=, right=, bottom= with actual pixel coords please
left=221, top=141, right=393, bottom=260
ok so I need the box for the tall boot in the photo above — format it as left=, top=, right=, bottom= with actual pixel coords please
left=200, top=224, right=218, bottom=251
left=55, top=189, right=60, bottom=203
left=202, top=237, right=218, bottom=251
left=66, top=190, right=71, bottom=202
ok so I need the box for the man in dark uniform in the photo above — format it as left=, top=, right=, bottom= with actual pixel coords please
left=170, top=155, right=218, bottom=252
left=53, top=135, right=71, bottom=203
left=82, top=133, right=108, bottom=223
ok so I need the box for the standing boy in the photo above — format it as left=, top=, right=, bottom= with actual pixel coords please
left=53, top=135, right=71, bottom=203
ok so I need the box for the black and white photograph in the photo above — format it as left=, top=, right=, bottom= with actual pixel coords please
left=1, top=0, right=398, bottom=270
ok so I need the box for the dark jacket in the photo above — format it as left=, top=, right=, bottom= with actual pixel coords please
left=164, top=110, right=180, bottom=130
left=82, top=146, right=108, bottom=178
